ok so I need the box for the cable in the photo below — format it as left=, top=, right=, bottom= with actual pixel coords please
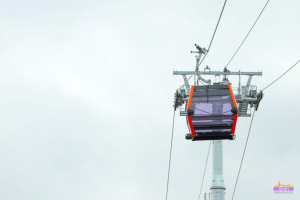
left=225, top=0, right=270, bottom=68
left=195, top=108, right=212, bottom=115
left=177, top=0, right=228, bottom=91
left=165, top=109, right=176, bottom=200
left=197, top=141, right=212, bottom=200
left=198, top=78, right=209, bottom=85
left=199, top=0, right=228, bottom=66
left=231, top=110, right=256, bottom=200
left=262, top=59, right=300, bottom=91
left=232, top=59, right=300, bottom=199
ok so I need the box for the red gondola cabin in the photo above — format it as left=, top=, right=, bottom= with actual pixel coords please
left=186, top=84, right=238, bottom=141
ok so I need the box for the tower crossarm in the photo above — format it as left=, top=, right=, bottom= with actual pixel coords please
left=173, top=70, right=262, bottom=76
left=173, top=69, right=263, bottom=117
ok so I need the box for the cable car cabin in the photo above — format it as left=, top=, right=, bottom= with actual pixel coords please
left=186, top=84, right=238, bottom=141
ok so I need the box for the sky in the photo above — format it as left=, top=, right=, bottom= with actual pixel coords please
left=0, top=0, right=299, bottom=199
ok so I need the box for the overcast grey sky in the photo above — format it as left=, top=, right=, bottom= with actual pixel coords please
left=0, top=0, right=299, bottom=199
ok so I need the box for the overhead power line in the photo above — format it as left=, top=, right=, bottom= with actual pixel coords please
left=225, top=0, right=270, bottom=68
left=199, top=0, right=228, bottom=66
left=262, top=59, right=300, bottom=91
left=231, top=110, right=256, bottom=200
left=165, top=110, right=176, bottom=200
left=198, top=141, right=212, bottom=200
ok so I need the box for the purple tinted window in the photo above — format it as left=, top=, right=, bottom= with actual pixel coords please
left=189, top=89, right=235, bottom=134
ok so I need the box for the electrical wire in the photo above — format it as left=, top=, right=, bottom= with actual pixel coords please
left=262, top=59, right=300, bottom=91
left=225, top=0, right=270, bottom=68
left=231, top=110, right=256, bottom=200
left=197, top=141, right=212, bottom=200
left=199, top=0, right=228, bottom=66
left=165, top=109, right=176, bottom=200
